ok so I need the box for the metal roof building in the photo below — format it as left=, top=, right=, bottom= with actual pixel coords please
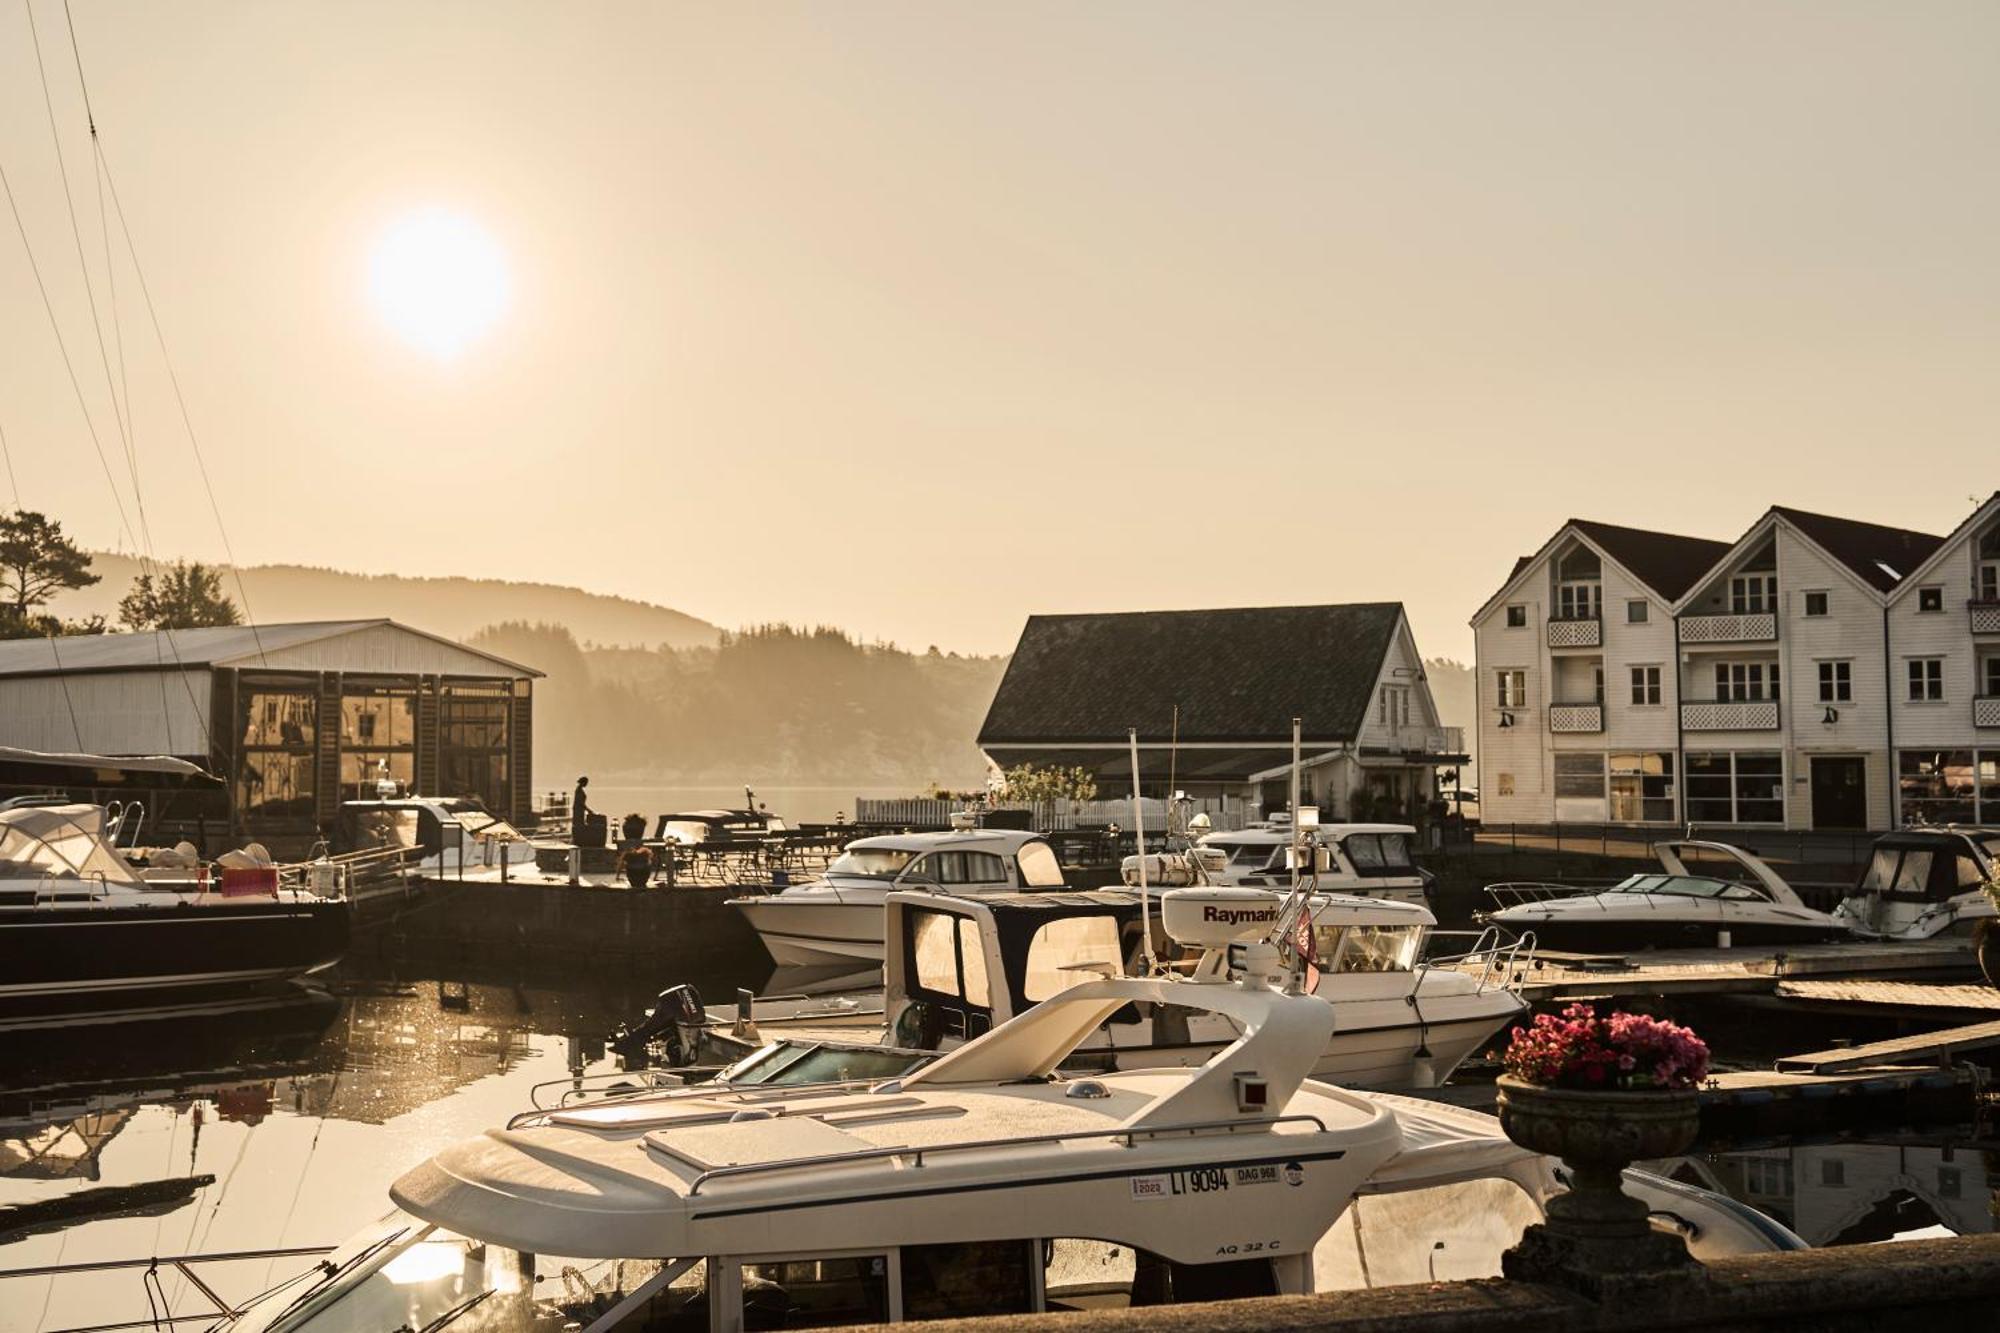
left=0, top=620, right=541, bottom=850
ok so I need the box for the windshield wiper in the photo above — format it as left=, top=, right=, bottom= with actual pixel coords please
left=406, top=1287, right=495, bottom=1333
left=258, top=1228, right=409, bottom=1325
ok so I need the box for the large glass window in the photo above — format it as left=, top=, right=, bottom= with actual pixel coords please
left=1685, top=752, right=1781, bottom=824
left=341, top=685, right=417, bottom=801
left=902, top=1243, right=1035, bottom=1321
left=1715, top=662, right=1778, bottom=702
left=1730, top=574, right=1777, bottom=614
left=1554, top=752, right=1605, bottom=800
left=1899, top=750, right=1977, bottom=825
left=908, top=909, right=989, bottom=1008
left=1331, top=925, right=1421, bottom=973
left=234, top=684, right=317, bottom=821
left=1608, top=752, right=1675, bottom=822
left=440, top=686, right=511, bottom=813
left=741, top=1256, right=888, bottom=1328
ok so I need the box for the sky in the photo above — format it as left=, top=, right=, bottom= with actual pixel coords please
left=3, top=2, right=1996, bottom=661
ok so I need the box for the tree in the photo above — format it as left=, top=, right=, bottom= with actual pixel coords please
left=0, top=510, right=99, bottom=629
left=995, top=763, right=1098, bottom=803
left=118, top=561, right=242, bottom=630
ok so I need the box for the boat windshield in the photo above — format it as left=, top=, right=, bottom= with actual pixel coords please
left=1609, top=874, right=1757, bottom=900
left=828, top=847, right=918, bottom=879
left=724, top=1041, right=930, bottom=1086
left=225, top=1210, right=702, bottom=1333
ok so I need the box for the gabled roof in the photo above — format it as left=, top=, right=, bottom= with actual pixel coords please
left=0, top=620, right=542, bottom=678
left=1768, top=507, right=1946, bottom=593
left=1567, top=521, right=1732, bottom=603
left=978, top=603, right=1404, bottom=745
left=1472, top=519, right=1729, bottom=624
left=1882, top=492, right=2000, bottom=602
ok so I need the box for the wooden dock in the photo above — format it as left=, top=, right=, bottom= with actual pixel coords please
left=1773, top=1017, right=2000, bottom=1072
left=1465, top=937, right=1978, bottom=1004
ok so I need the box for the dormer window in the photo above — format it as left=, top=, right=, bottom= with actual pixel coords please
left=1730, top=574, right=1777, bottom=614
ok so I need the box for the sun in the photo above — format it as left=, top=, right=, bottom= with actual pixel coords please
left=367, top=210, right=511, bottom=359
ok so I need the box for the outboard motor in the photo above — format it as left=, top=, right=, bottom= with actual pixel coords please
left=608, top=983, right=705, bottom=1069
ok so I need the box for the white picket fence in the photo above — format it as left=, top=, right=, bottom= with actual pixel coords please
left=853, top=795, right=1254, bottom=832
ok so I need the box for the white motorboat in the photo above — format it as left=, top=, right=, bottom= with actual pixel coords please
left=1833, top=827, right=2000, bottom=941
left=210, top=888, right=1795, bottom=1333
left=1197, top=822, right=1433, bottom=905
left=882, top=885, right=1527, bottom=1089
left=728, top=829, right=1066, bottom=967
left=1482, top=839, right=1852, bottom=953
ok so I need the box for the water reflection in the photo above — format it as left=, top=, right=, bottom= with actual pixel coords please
left=1694, top=1142, right=1999, bottom=1244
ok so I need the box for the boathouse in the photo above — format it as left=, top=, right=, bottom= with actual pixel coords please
left=0, top=620, right=540, bottom=850
left=977, top=603, right=1465, bottom=821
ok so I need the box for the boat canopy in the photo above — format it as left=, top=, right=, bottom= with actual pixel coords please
left=0, top=745, right=221, bottom=788
left=0, top=804, right=143, bottom=885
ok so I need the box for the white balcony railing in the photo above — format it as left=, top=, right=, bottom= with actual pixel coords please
left=1976, top=696, right=2000, bottom=729
left=1681, top=699, right=1781, bottom=731
left=1680, top=612, right=1778, bottom=644
left=1546, top=618, right=1602, bottom=649
left=1971, top=603, right=2000, bottom=635
left=1376, top=725, right=1467, bottom=756
left=1548, top=703, right=1604, bottom=734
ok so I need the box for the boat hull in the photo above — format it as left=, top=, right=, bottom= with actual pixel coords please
left=1087, top=1010, right=1512, bottom=1089
left=0, top=898, right=351, bottom=999
left=1495, top=914, right=1850, bottom=954
left=731, top=897, right=886, bottom=967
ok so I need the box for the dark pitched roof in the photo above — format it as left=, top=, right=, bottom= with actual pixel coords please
left=1772, top=507, right=1947, bottom=593
left=978, top=603, right=1403, bottom=746
left=1569, top=520, right=1731, bottom=602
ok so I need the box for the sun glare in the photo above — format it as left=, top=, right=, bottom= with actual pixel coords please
left=368, top=210, right=510, bottom=359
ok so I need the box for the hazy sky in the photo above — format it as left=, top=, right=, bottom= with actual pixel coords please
left=4, top=2, right=1996, bottom=660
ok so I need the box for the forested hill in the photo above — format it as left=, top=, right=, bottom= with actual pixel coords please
left=54, top=554, right=719, bottom=649
left=469, top=621, right=1009, bottom=787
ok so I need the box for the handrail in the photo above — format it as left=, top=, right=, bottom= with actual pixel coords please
left=508, top=1074, right=897, bottom=1128
left=1424, top=926, right=1537, bottom=993
left=0, top=1246, right=335, bottom=1280
left=675, top=1112, right=1332, bottom=1196
left=1483, top=881, right=1604, bottom=910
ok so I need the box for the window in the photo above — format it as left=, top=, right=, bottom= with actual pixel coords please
left=1899, top=750, right=1978, bottom=826
left=1505, top=604, right=1527, bottom=628
left=916, top=850, right=1010, bottom=885
left=1496, top=669, right=1527, bottom=708
left=1629, top=666, right=1662, bottom=706
left=1330, top=925, right=1422, bottom=973
left=1918, top=585, right=1944, bottom=612
left=1686, top=752, right=1783, bottom=824
left=909, top=909, right=990, bottom=1008
left=742, top=1255, right=889, bottom=1328
left=1803, top=591, right=1829, bottom=617
left=1496, top=773, right=1515, bottom=797
left=1556, top=581, right=1600, bottom=621
left=1730, top=574, right=1777, bottom=614
left=1742, top=1157, right=1794, bottom=1197
left=1378, top=685, right=1411, bottom=729
left=1341, top=832, right=1414, bottom=874
left=1021, top=916, right=1124, bottom=1002
left=1715, top=662, right=1778, bottom=702
left=1016, top=841, right=1065, bottom=887
left=1983, top=656, right=2000, bottom=698
left=1555, top=752, right=1606, bottom=800
left=1908, top=658, right=1944, bottom=702
left=1817, top=661, right=1852, bottom=703
left=903, top=1243, right=1035, bottom=1321
left=1820, top=1158, right=1845, bottom=1187
left=1608, top=752, right=1675, bottom=823
left=235, top=685, right=317, bottom=821
left=1938, top=1166, right=1962, bottom=1200
left=1627, top=600, right=1649, bottom=624
left=1981, top=560, right=1999, bottom=603
left=440, top=686, right=512, bottom=815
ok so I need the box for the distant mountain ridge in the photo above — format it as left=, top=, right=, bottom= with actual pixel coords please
left=52, top=554, right=721, bottom=650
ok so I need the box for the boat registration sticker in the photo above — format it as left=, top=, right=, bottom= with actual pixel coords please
left=1231, top=1165, right=1279, bottom=1187
left=1129, top=1174, right=1171, bottom=1201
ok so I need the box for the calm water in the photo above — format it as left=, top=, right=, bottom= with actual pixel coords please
left=0, top=957, right=1992, bottom=1333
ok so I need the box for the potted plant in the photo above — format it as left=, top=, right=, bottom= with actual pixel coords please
left=1496, top=1003, right=1712, bottom=1291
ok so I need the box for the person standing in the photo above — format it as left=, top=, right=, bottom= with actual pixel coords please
left=571, top=776, right=591, bottom=845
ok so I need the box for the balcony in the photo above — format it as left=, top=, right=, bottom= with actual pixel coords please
left=1374, top=725, right=1467, bottom=757
left=1971, top=602, right=2000, bottom=635
left=1546, top=617, right=1601, bottom=649
left=1977, top=696, right=2000, bottom=729
left=1681, top=699, right=1781, bottom=731
left=1549, top=703, right=1604, bottom=734
left=1680, top=612, right=1778, bottom=644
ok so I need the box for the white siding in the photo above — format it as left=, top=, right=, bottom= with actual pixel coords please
left=0, top=670, right=213, bottom=757
left=1356, top=615, right=1445, bottom=750
left=1774, top=527, right=1891, bottom=829
left=223, top=623, right=529, bottom=678
left=1473, top=585, right=1546, bottom=823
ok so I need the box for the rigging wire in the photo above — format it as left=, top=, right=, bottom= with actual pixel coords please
left=0, top=419, right=19, bottom=509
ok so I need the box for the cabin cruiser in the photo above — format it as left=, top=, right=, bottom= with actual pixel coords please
left=338, top=796, right=538, bottom=873
left=0, top=802, right=349, bottom=1001
left=656, top=809, right=787, bottom=845
left=1482, top=840, right=1851, bottom=953
left=729, top=829, right=1067, bottom=967
left=1833, top=827, right=2000, bottom=941
left=1198, top=822, right=1433, bottom=905
left=210, top=889, right=1793, bottom=1333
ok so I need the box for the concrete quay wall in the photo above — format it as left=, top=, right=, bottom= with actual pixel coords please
left=835, top=1234, right=2000, bottom=1333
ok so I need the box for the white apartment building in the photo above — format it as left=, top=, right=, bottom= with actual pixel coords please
left=1471, top=494, right=2000, bottom=831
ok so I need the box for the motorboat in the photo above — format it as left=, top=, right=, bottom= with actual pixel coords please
left=656, top=809, right=787, bottom=845
left=0, top=802, right=350, bottom=1001
left=881, top=886, right=1527, bottom=1089
left=1197, top=822, right=1433, bottom=905
left=728, top=829, right=1067, bottom=967
left=206, top=888, right=1794, bottom=1333
left=1481, top=840, right=1852, bottom=953
left=1833, top=827, right=2000, bottom=941
left=337, top=796, right=538, bottom=873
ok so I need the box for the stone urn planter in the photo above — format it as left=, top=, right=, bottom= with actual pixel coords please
left=1496, top=1075, right=1703, bottom=1293
left=1976, top=918, right=2000, bottom=989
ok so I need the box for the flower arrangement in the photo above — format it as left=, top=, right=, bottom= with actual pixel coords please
left=1502, top=1003, right=1710, bottom=1091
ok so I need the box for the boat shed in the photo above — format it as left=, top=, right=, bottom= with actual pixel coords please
left=0, top=620, right=540, bottom=850
left=977, top=603, right=1466, bottom=821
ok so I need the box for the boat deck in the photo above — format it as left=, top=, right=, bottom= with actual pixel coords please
left=1456, top=937, right=1977, bottom=1002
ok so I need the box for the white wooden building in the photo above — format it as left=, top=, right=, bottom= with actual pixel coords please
left=1471, top=495, right=2000, bottom=831
left=0, top=620, right=541, bottom=845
